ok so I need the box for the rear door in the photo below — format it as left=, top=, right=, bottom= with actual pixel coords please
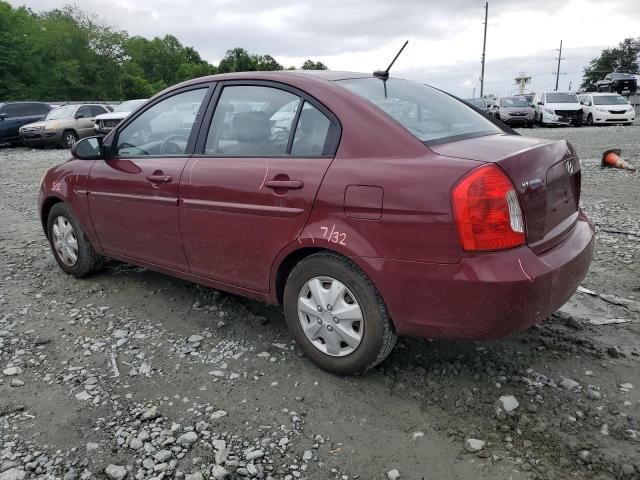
left=87, top=86, right=211, bottom=272
left=180, top=81, right=340, bottom=292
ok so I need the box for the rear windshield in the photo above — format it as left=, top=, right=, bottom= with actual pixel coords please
left=339, top=78, right=501, bottom=144
left=545, top=93, right=578, bottom=103
left=500, top=98, right=530, bottom=107
left=593, top=95, right=628, bottom=105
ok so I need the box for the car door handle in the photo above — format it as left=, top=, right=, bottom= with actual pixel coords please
left=146, top=174, right=172, bottom=183
left=264, top=180, right=304, bottom=190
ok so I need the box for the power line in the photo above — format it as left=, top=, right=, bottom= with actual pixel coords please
left=479, top=2, right=488, bottom=97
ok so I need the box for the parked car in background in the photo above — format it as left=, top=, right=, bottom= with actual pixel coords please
left=578, top=93, right=635, bottom=126
left=39, top=71, right=594, bottom=374
left=490, top=96, right=535, bottom=127
left=0, top=102, right=51, bottom=146
left=20, top=104, right=110, bottom=148
left=533, top=91, right=583, bottom=126
left=94, top=99, right=147, bottom=136
left=596, top=73, right=637, bottom=94
left=464, top=98, right=489, bottom=112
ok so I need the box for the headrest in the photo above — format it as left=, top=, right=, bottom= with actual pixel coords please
left=232, top=111, right=270, bottom=142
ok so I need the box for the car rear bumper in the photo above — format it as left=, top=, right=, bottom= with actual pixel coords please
left=363, top=211, right=594, bottom=339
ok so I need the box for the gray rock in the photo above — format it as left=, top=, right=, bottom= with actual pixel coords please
left=464, top=439, right=486, bottom=452
left=246, top=463, right=258, bottom=476
left=608, top=346, right=621, bottom=358
left=387, top=469, right=400, bottom=480
left=185, top=473, right=204, bottom=480
left=86, top=442, right=100, bottom=452
left=0, top=468, right=27, bottom=480
left=75, top=391, right=92, bottom=401
left=104, top=465, right=128, bottom=480
left=209, top=410, right=227, bottom=421
left=560, top=378, right=580, bottom=390
left=302, top=450, right=313, bottom=461
left=585, top=388, right=601, bottom=400
left=2, top=367, right=22, bottom=376
left=176, top=431, right=198, bottom=447
left=129, top=438, right=143, bottom=450
left=244, top=450, right=264, bottom=461
left=10, top=379, right=24, bottom=387
left=63, top=468, right=78, bottom=480
left=188, top=335, right=204, bottom=343
left=141, top=406, right=160, bottom=421
left=154, top=450, right=172, bottom=463
left=112, top=329, right=129, bottom=339
left=210, top=465, right=229, bottom=480
left=496, top=395, right=519, bottom=412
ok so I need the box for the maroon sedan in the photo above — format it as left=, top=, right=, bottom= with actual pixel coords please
left=39, top=71, right=594, bottom=374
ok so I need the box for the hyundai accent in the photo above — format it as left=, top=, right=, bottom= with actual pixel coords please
left=38, top=71, right=595, bottom=374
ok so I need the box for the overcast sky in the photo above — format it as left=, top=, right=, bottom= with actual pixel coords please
left=10, top=0, right=640, bottom=97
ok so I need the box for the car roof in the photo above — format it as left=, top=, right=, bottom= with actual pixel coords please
left=178, top=70, right=374, bottom=88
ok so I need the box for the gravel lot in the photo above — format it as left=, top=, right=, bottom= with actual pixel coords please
left=1, top=124, right=639, bottom=480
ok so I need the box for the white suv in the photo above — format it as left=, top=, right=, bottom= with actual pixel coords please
left=533, top=91, right=583, bottom=126
left=578, top=93, right=635, bottom=126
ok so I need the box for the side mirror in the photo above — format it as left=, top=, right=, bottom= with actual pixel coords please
left=537, top=101, right=544, bottom=106
left=0, top=113, right=6, bottom=121
left=75, top=113, right=85, bottom=119
left=71, top=136, right=105, bottom=160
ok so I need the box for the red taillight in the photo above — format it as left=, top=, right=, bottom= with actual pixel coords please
left=451, top=164, right=525, bottom=251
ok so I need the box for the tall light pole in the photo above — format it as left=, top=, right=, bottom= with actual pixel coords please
left=555, top=40, right=564, bottom=91
left=480, top=2, right=488, bottom=98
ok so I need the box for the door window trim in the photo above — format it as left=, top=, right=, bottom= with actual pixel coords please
left=105, top=82, right=216, bottom=159
left=192, top=79, right=342, bottom=159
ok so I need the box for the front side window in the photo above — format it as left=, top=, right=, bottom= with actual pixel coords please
left=205, top=86, right=300, bottom=156
left=116, top=88, right=207, bottom=156
left=339, top=78, right=501, bottom=144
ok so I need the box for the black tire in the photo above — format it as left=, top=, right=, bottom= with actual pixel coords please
left=61, top=130, right=78, bottom=149
left=538, top=112, right=545, bottom=127
left=283, top=252, right=397, bottom=375
left=47, top=203, right=103, bottom=277
left=587, top=114, right=593, bottom=126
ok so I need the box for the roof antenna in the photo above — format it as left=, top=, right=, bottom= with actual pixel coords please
left=374, top=40, right=409, bottom=81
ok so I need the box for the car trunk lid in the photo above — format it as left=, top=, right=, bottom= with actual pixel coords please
left=431, top=134, right=581, bottom=253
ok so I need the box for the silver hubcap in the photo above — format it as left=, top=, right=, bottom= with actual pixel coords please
left=66, top=134, right=76, bottom=146
left=297, top=276, right=364, bottom=357
left=52, top=216, right=78, bottom=266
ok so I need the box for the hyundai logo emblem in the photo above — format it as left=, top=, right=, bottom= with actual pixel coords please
left=565, top=161, right=574, bottom=175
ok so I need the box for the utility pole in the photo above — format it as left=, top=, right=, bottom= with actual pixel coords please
left=554, top=40, right=564, bottom=91
left=480, top=2, right=488, bottom=98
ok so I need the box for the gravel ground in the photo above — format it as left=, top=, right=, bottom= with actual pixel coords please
left=1, top=124, right=639, bottom=480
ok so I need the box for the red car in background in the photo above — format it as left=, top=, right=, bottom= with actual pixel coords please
left=38, top=71, right=594, bottom=374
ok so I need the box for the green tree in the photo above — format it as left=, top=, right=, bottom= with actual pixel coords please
left=301, top=60, right=328, bottom=70
left=218, top=47, right=257, bottom=73
left=581, top=37, right=640, bottom=91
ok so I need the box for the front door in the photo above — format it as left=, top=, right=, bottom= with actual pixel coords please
left=180, top=83, right=339, bottom=292
left=87, top=87, right=210, bottom=272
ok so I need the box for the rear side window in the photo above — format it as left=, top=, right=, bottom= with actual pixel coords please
left=76, top=106, right=91, bottom=118
left=1, top=104, right=31, bottom=117
left=291, top=102, right=332, bottom=156
left=205, top=86, right=300, bottom=156
left=89, top=105, right=107, bottom=117
left=339, top=78, right=501, bottom=144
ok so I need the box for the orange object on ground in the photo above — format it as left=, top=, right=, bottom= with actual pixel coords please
left=601, top=149, right=637, bottom=171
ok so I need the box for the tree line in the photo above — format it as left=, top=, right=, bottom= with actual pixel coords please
left=581, top=38, right=639, bottom=91
left=0, top=2, right=327, bottom=101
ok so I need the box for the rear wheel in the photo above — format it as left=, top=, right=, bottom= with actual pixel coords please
left=283, top=252, right=397, bottom=375
left=47, top=203, right=103, bottom=277
left=61, top=130, right=78, bottom=149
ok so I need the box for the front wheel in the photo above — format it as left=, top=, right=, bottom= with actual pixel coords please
left=47, top=203, right=104, bottom=277
left=61, top=130, right=78, bottom=149
left=283, top=252, right=397, bottom=375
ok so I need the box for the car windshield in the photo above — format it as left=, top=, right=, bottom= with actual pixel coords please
left=339, top=78, right=501, bottom=144
left=545, top=93, right=578, bottom=103
left=501, top=98, right=530, bottom=107
left=113, top=100, right=147, bottom=112
left=610, top=73, right=633, bottom=79
left=45, top=105, right=75, bottom=120
left=593, top=95, right=628, bottom=105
